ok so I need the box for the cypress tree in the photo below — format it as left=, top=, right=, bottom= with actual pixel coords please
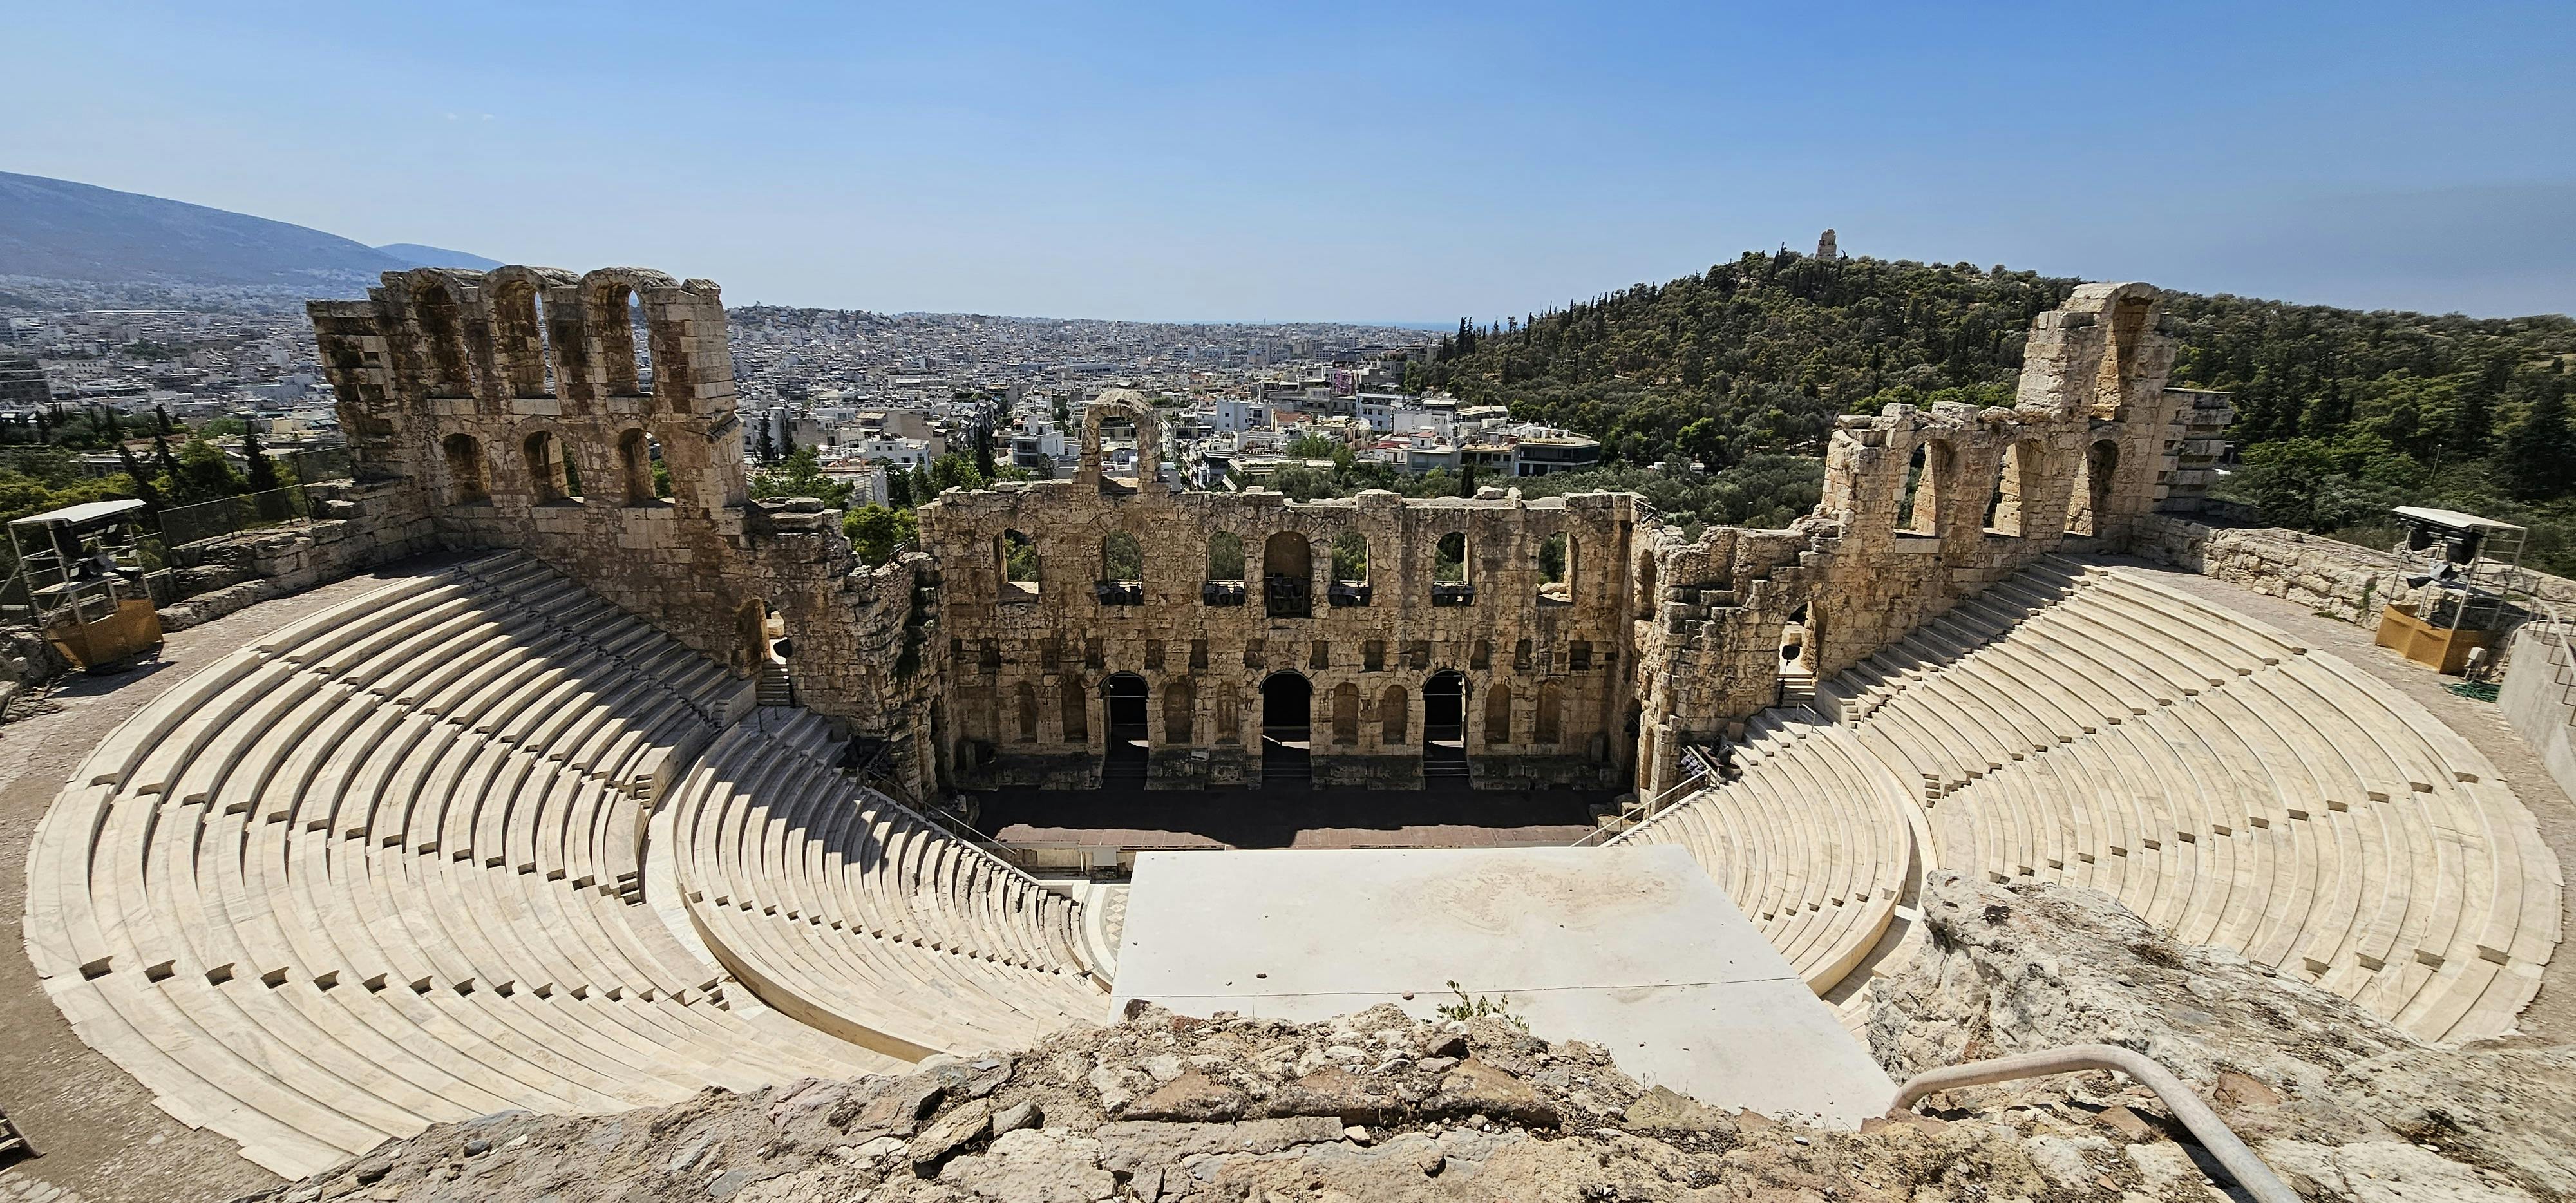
left=243, top=427, right=281, bottom=493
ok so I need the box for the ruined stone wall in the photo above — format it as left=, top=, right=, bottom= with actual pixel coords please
left=1627, top=283, right=2211, bottom=795
left=308, top=266, right=943, bottom=795
left=918, top=398, right=1642, bottom=790
left=301, top=271, right=2219, bottom=805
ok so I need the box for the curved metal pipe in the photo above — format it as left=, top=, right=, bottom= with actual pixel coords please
left=1891, top=1043, right=2296, bottom=1203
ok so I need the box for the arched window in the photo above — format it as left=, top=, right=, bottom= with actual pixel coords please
left=592, top=283, right=647, bottom=397
left=2095, top=296, right=2152, bottom=418
left=999, top=529, right=1039, bottom=599
left=1434, top=531, right=1468, bottom=582
left=1014, top=682, right=1039, bottom=742
left=1538, top=531, right=1573, bottom=603
left=1164, top=678, right=1196, bottom=743
left=524, top=430, right=573, bottom=504
left=1264, top=532, right=1312, bottom=618
left=1207, top=531, right=1245, bottom=581
left=629, top=288, right=654, bottom=394
left=1329, top=531, right=1370, bottom=607
left=2072, top=439, right=2119, bottom=536
left=1536, top=683, right=1564, bottom=745
left=1331, top=532, right=1368, bottom=582
left=1432, top=530, right=1473, bottom=605
left=442, top=433, right=490, bottom=504
left=1634, top=549, right=1660, bottom=620
left=1058, top=676, right=1088, bottom=743
left=413, top=279, right=471, bottom=398
left=1899, top=440, right=1952, bottom=536
left=1987, top=439, right=2047, bottom=536
left=616, top=428, right=657, bottom=506
left=1483, top=682, right=1512, bottom=748
left=492, top=280, right=550, bottom=398
left=1379, top=684, right=1409, bottom=745
left=1102, top=532, right=1144, bottom=584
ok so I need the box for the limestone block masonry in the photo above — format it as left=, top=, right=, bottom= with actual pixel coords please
left=307, top=269, right=2213, bottom=802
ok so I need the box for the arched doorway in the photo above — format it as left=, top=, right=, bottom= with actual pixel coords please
left=1259, top=672, right=1312, bottom=786
left=1423, top=670, right=1467, bottom=784
left=1101, top=673, right=1148, bottom=788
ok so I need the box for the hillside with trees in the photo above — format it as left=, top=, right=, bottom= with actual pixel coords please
left=1416, top=249, right=2576, bottom=573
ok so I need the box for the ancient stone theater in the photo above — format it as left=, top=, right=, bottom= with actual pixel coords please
left=9, top=266, right=2562, bottom=1184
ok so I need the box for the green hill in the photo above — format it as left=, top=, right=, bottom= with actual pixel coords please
left=1417, top=249, right=2576, bottom=571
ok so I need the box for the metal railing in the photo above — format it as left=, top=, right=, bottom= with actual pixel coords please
left=1573, top=744, right=1719, bottom=847
left=1892, top=1044, right=2294, bottom=1203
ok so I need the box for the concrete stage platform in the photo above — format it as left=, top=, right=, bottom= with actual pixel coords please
left=1108, top=846, right=1895, bottom=1127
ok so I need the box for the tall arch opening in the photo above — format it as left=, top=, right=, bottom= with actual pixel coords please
left=2072, top=439, right=2119, bottom=536
left=1424, top=670, right=1467, bottom=782
left=442, top=433, right=490, bottom=505
left=1778, top=602, right=1819, bottom=705
left=492, top=280, right=551, bottom=397
left=1264, top=532, right=1311, bottom=618
left=1101, top=672, right=1147, bottom=786
left=1987, top=439, right=2046, bottom=536
left=1379, top=684, right=1409, bottom=746
left=1329, top=531, right=1370, bottom=607
left=1331, top=682, right=1361, bottom=746
left=1899, top=440, right=1951, bottom=536
left=999, top=529, right=1039, bottom=600
left=1100, top=531, right=1144, bottom=604
left=1259, top=672, right=1311, bottom=785
left=1538, top=531, right=1574, bottom=603
left=616, top=428, right=658, bottom=507
left=2094, top=296, right=2151, bottom=418
left=412, top=280, right=471, bottom=398
left=1432, top=531, right=1472, bottom=605
left=523, top=430, right=572, bottom=504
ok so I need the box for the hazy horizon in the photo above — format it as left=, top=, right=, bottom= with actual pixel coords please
left=8, top=1, right=2571, bottom=323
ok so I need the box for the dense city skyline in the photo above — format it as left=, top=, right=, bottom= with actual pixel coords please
left=6, top=2, right=2571, bottom=321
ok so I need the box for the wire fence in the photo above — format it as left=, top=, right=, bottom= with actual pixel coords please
left=158, top=487, right=308, bottom=547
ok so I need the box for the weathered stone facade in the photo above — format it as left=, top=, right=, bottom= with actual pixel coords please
left=1627, top=283, right=2216, bottom=795
left=308, top=267, right=945, bottom=796
left=918, top=395, right=1642, bottom=790
left=303, top=270, right=2219, bottom=804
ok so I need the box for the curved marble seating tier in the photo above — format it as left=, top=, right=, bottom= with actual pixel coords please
left=1613, top=715, right=1917, bottom=997
left=667, top=708, right=1105, bottom=1062
left=1808, top=556, right=2557, bottom=1043
left=23, top=553, right=893, bottom=1180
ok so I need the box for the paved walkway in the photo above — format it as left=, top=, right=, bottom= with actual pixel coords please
left=974, top=784, right=1604, bottom=849
left=0, top=554, right=468, bottom=1203
left=2098, top=554, right=2576, bottom=1045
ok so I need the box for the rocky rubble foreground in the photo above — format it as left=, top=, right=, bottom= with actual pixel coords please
left=241, top=873, right=2571, bottom=1202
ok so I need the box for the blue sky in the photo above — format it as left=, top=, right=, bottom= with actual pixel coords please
left=7, top=1, right=2571, bottom=320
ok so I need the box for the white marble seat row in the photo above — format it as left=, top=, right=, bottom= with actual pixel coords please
left=25, top=554, right=893, bottom=1180
left=1612, top=712, right=1915, bottom=995
left=1806, top=556, right=2558, bottom=1043
left=668, top=708, right=1104, bottom=1061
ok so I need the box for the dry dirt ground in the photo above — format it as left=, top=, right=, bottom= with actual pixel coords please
left=0, top=556, right=466, bottom=1203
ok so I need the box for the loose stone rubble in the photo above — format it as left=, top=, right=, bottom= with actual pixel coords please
left=234, top=874, right=2571, bottom=1203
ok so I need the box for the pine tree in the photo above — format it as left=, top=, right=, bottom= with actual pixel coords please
left=2501, top=381, right=2575, bottom=500
left=117, top=444, right=164, bottom=511
left=243, top=427, right=281, bottom=493
left=885, top=466, right=913, bottom=509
